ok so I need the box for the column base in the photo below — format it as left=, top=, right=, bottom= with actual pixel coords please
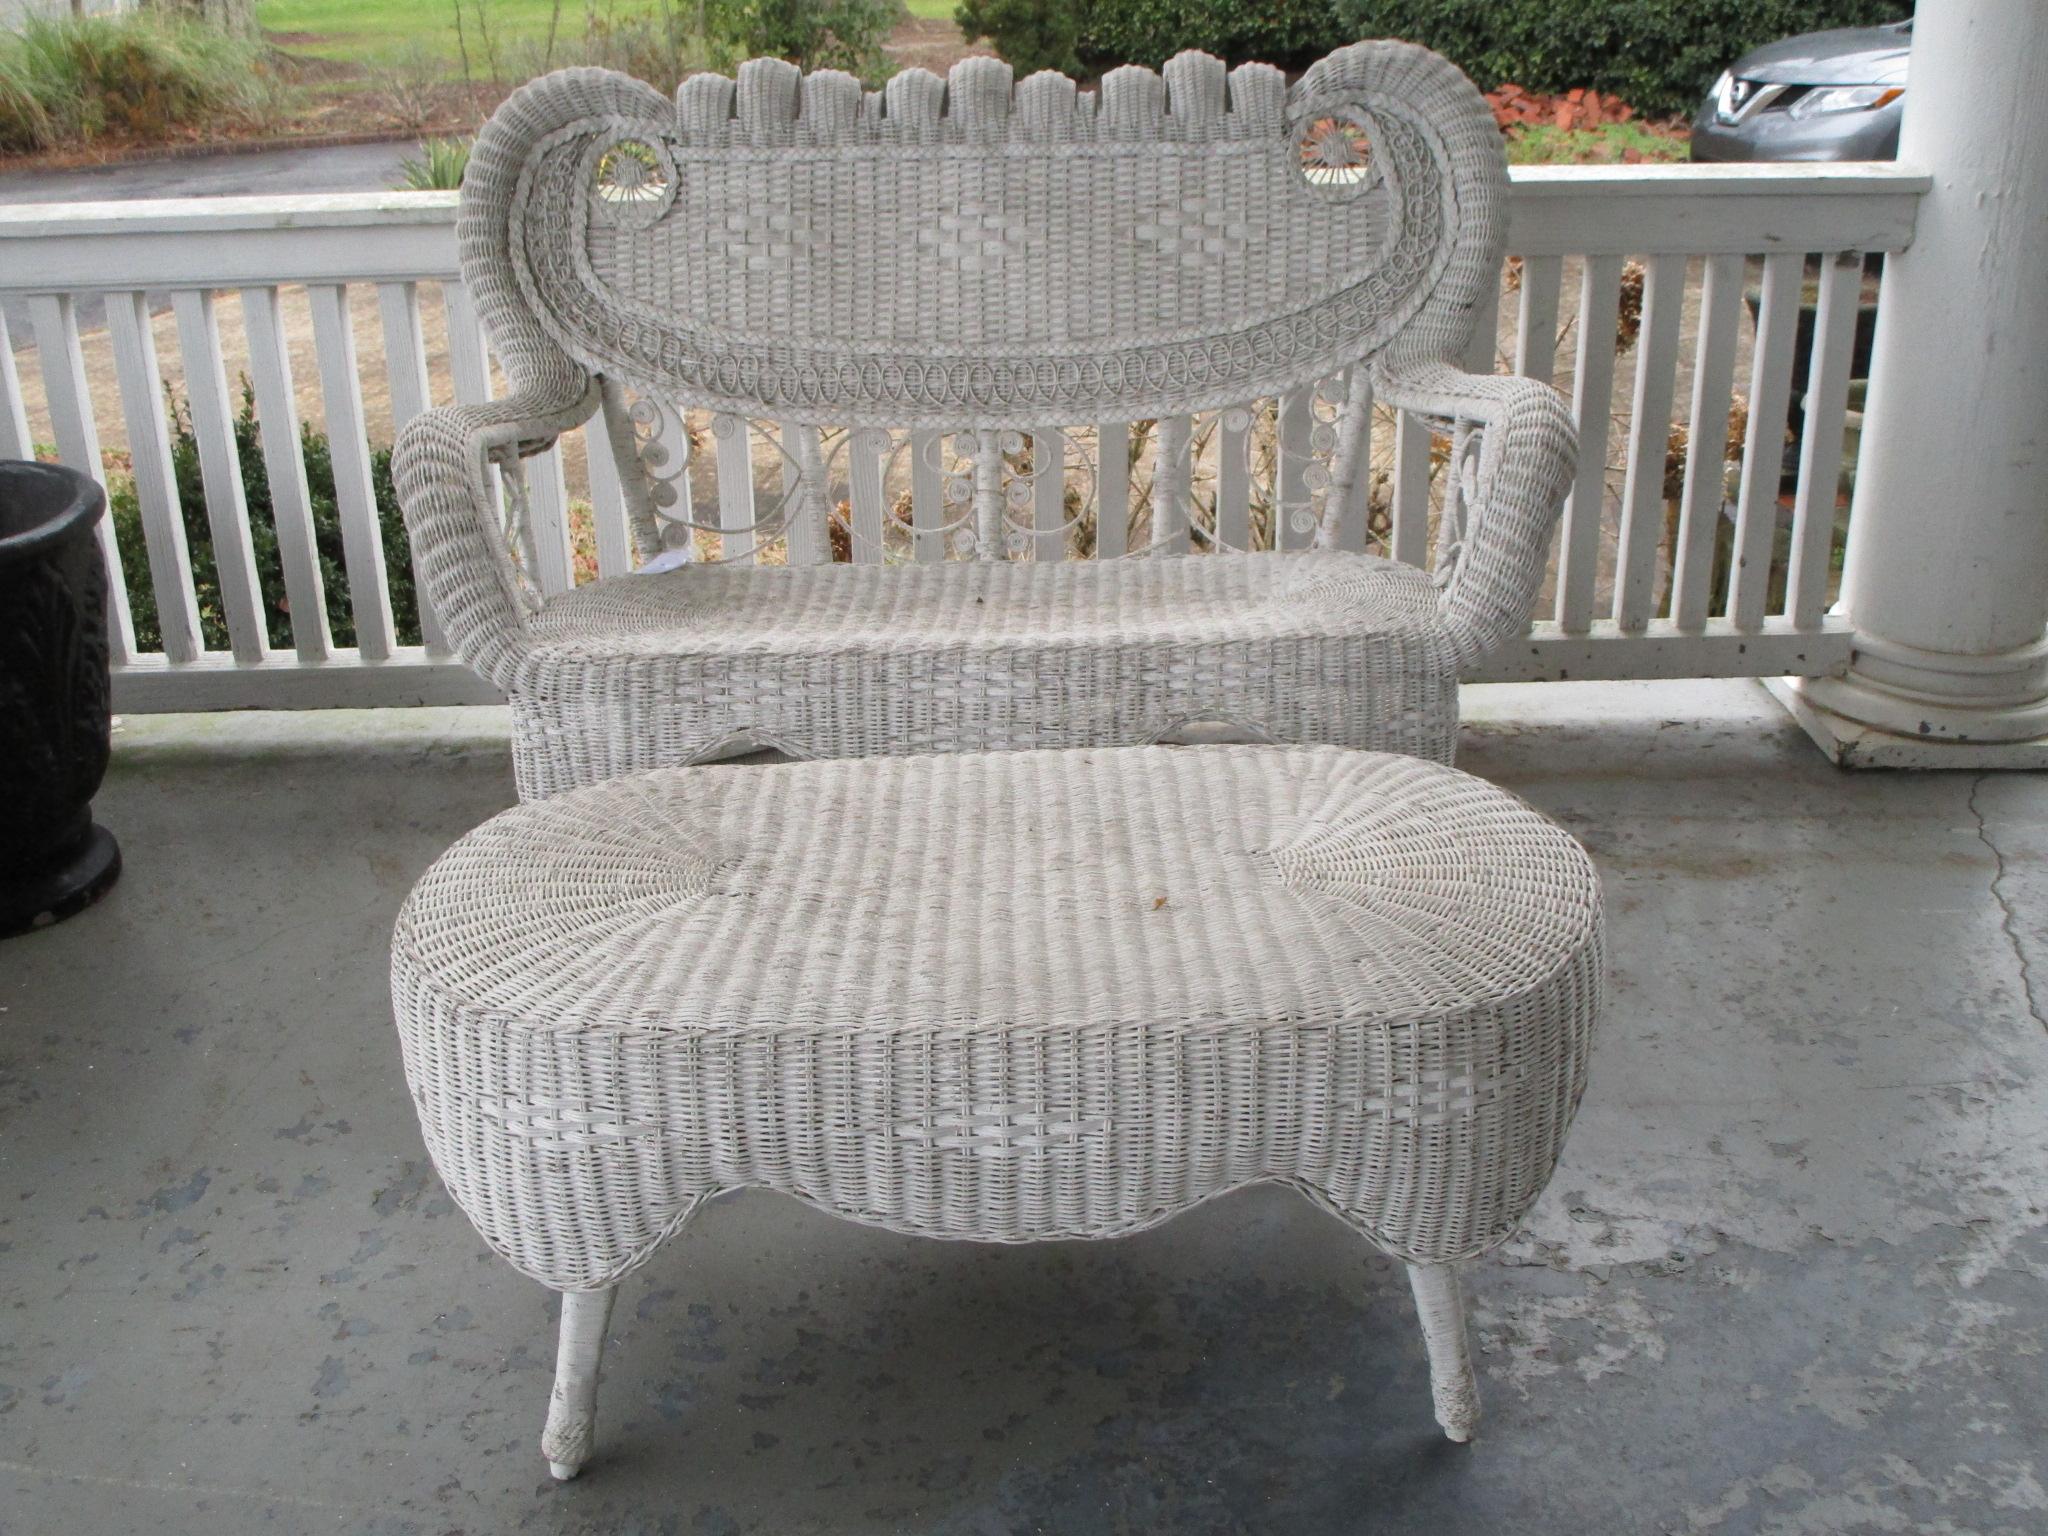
left=1766, top=677, right=2048, bottom=770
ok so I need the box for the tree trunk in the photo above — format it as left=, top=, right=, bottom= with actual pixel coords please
left=145, top=0, right=260, bottom=36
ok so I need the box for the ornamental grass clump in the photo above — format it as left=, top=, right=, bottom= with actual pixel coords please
left=0, top=13, right=282, bottom=154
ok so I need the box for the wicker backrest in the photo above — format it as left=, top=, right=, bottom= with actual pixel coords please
left=460, top=41, right=1507, bottom=431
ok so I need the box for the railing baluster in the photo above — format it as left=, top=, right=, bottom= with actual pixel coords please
left=1671, top=254, right=1744, bottom=631
left=712, top=415, right=757, bottom=563
left=26, top=294, right=136, bottom=665
left=1277, top=390, right=1315, bottom=553
left=443, top=280, right=493, bottom=405
left=0, top=311, right=32, bottom=459
left=375, top=280, right=447, bottom=651
left=1216, top=404, right=1251, bottom=552
left=1555, top=254, right=1625, bottom=632
left=1513, top=254, right=1565, bottom=384
left=1337, top=374, right=1376, bottom=554
left=779, top=423, right=828, bottom=566
left=524, top=444, right=576, bottom=592
left=239, top=285, right=332, bottom=661
left=1095, top=422, right=1129, bottom=559
left=1449, top=270, right=1515, bottom=573
left=909, top=427, right=946, bottom=563
left=848, top=426, right=886, bottom=564
left=171, top=289, right=269, bottom=663
left=1150, top=415, right=1192, bottom=555
left=1467, top=262, right=1504, bottom=374
left=306, top=282, right=395, bottom=660
left=1787, top=253, right=1863, bottom=628
left=583, top=391, right=637, bottom=577
left=375, top=281, right=432, bottom=431
left=1390, top=411, right=1432, bottom=567
left=1729, top=251, right=1802, bottom=629
left=1032, top=427, right=1066, bottom=561
left=442, top=279, right=520, bottom=583
left=1612, top=253, right=1685, bottom=630
left=107, top=289, right=204, bottom=663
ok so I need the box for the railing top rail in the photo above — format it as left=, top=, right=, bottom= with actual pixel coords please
left=1507, top=162, right=1930, bottom=195
left=0, top=163, right=1931, bottom=291
left=0, top=191, right=461, bottom=238
left=0, top=163, right=1931, bottom=238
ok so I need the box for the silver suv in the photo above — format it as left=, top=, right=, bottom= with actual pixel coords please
left=1690, top=19, right=1909, bottom=162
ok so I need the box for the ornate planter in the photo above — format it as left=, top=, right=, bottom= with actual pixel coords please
left=0, top=461, right=120, bottom=936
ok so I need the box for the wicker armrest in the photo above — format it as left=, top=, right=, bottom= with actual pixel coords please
left=1373, top=359, right=1577, bottom=668
left=393, top=376, right=602, bottom=689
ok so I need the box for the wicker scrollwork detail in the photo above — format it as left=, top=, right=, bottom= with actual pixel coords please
left=618, top=392, right=699, bottom=563
left=1297, top=111, right=1379, bottom=189
left=587, top=134, right=677, bottom=229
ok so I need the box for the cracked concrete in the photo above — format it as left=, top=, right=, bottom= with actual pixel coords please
left=1971, top=774, right=2047, bottom=1034
left=1, top=679, right=2044, bottom=1534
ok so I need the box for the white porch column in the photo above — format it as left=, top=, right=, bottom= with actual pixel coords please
left=1774, top=0, right=2048, bottom=767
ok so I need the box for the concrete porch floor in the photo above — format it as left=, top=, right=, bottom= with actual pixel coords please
left=2, top=680, right=2044, bottom=1535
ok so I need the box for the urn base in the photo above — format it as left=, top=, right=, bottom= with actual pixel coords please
left=2, top=820, right=121, bottom=938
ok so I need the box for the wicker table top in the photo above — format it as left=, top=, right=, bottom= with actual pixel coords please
left=395, top=746, right=1599, bottom=1038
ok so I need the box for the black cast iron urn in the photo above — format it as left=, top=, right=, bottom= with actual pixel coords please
left=0, top=460, right=120, bottom=936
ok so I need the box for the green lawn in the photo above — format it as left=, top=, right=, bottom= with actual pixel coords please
left=258, top=1, right=561, bottom=61
left=259, top=0, right=953, bottom=64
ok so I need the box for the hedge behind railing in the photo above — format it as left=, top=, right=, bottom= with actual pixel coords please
left=1332, top=0, right=1911, bottom=118
left=956, top=0, right=1912, bottom=118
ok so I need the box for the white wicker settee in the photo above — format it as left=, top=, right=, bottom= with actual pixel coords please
left=393, top=41, right=1577, bottom=798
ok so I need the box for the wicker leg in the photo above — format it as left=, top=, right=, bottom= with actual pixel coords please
left=1406, top=1263, right=1480, bottom=1442
left=542, top=1286, right=618, bottom=1479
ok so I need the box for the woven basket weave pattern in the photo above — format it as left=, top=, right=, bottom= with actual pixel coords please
left=478, top=45, right=1495, bottom=426
left=392, top=747, right=1604, bottom=1291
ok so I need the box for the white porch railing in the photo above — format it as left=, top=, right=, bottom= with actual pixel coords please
left=0, top=163, right=1928, bottom=712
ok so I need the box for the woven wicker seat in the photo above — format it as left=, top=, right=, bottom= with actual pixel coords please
left=393, top=40, right=1578, bottom=798
left=516, top=551, right=1447, bottom=778
left=390, top=745, right=1604, bottom=1477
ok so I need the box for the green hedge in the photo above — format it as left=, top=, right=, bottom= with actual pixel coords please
left=1332, top=0, right=1909, bottom=118
left=1081, top=0, right=1348, bottom=72
left=109, top=380, right=419, bottom=656
left=954, top=0, right=1085, bottom=76
left=957, top=0, right=1910, bottom=116
left=957, top=0, right=1346, bottom=75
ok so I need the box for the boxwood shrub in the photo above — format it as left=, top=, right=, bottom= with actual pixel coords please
left=1330, top=0, right=1910, bottom=118
left=957, top=0, right=1910, bottom=117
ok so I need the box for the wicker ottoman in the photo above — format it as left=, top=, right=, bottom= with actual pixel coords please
left=390, top=746, right=1603, bottom=1478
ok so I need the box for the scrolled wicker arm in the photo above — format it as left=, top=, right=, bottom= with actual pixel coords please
left=1373, top=359, right=1577, bottom=668
left=392, top=376, right=601, bottom=689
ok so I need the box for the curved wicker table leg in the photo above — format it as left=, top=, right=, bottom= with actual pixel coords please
left=542, top=1286, right=618, bottom=1479
left=1406, top=1263, right=1479, bottom=1442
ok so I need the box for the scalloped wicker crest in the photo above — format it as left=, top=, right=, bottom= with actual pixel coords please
left=458, top=41, right=1508, bottom=428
